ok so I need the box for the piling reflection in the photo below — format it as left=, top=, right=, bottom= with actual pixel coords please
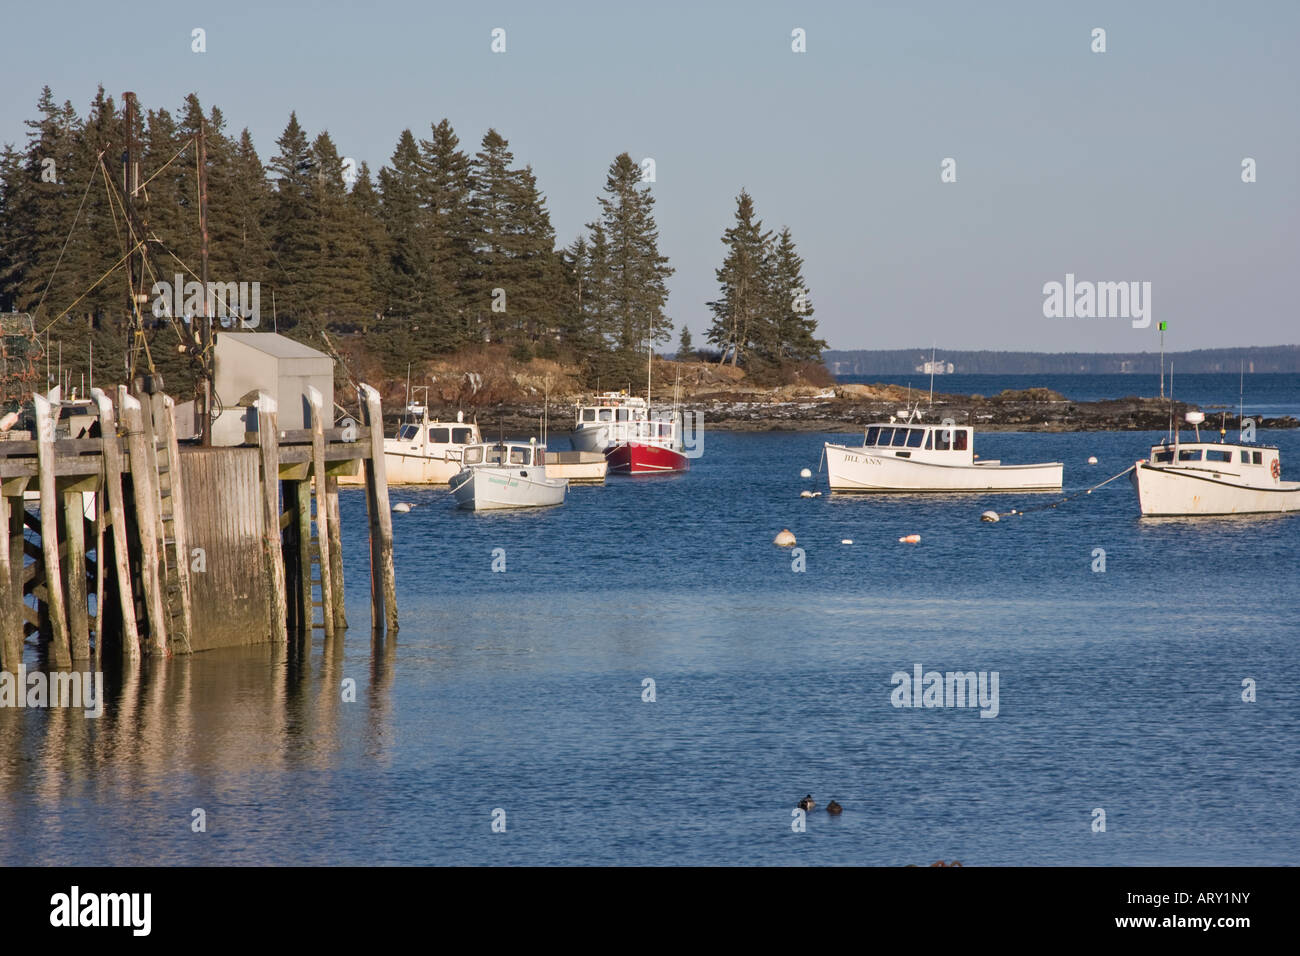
left=0, top=634, right=396, bottom=802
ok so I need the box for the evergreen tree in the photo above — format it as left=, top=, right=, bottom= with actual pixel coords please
left=348, top=161, right=387, bottom=332
left=582, top=152, right=673, bottom=383
left=416, top=119, right=474, bottom=346
left=677, top=324, right=694, bottom=361
left=764, top=226, right=825, bottom=363
left=303, top=130, right=375, bottom=332
left=267, top=112, right=314, bottom=325
left=707, top=189, right=770, bottom=366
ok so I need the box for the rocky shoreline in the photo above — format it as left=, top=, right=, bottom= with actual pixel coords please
left=425, top=384, right=1299, bottom=434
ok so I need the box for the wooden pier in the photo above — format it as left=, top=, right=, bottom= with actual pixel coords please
left=0, top=383, right=396, bottom=671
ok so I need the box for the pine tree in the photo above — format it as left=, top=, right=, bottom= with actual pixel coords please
left=765, top=226, right=825, bottom=364
left=583, top=152, right=674, bottom=382
left=707, top=189, right=770, bottom=366
left=267, top=112, right=314, bottom=326
left=303, top=130, right=375, bottom=333
left=417, top=119, right=474, bottom=347
left=348, top=161, right=386, bottom=333
left=677, top=324, right=694, bottom=361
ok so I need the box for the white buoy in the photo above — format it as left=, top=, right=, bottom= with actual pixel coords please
left=841, top=539, right=853, bottom=545
left=774, top=529, right=797, bottom=547
left=980, top=510, right=999, bottom=522
left=1087, top=456, right=1098, bottom=465
left=800, top=490, right=814, bottom=498
left=392, top=502, right=412, bottom=513
left=800, top=467, right=812, bottom=479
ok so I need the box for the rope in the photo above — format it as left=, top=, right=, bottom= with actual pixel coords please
left=994, top=463, right=1136, bottom=518
left=38, top=241, right=144, bottom=334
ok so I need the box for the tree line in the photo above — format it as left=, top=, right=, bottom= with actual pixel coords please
left=0, top=86, right=824, bottom=395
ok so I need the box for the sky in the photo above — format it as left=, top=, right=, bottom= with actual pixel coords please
left=2, top=0, right=1296, bottom=353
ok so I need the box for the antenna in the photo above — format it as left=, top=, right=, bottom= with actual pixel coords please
left=1239, top=359, right=1245, bottom=441
left=929, top=343, right=936, bottom=407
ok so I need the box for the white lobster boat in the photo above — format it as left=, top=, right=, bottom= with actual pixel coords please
left=1131, top=412, right=1300, bottom=516
left=338, top=404, right=480, bottom=487
left=449, top=440, right=568, bottom=511
left=824, top=420, right=1062, bottom=493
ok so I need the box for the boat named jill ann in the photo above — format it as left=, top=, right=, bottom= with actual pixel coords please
left=824, top=418, right=1062, bottom=493
left=449, top=440, right=568, bottom=511
left=1131, top=412, right=1300, bottom=516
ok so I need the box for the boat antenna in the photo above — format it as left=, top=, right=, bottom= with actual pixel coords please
left=405, top=362, right=411, bottom=413
left=1239, top=359, right=1245, bottom=441
left=1168, top=361, right=1175, bottom=446
left=929, top=343, right=936, bottom=408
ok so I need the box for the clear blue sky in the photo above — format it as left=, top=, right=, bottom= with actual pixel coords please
left=3, top=0, right=1296, bottom=352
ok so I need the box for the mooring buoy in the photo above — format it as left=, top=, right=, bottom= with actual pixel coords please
left=774, top=529, right=797, bottom=547
left=980, top=510, right=999, bottom=522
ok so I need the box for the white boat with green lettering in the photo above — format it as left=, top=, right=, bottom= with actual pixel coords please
left=449, top=440, right=568, bottom=511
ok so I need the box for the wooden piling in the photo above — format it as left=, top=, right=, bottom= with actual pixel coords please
left=120, top=392, right=170, bottom=656
left=293, top=480, right=312, bottom=632
left=359, top=385, right=398, bottom=634
left=256, top=392, right=289, bottom=644
left=159, top=395, right=195, bottom=653
left=325, top=476, right=346, bottom=631
left=62, top=490, right=89, bottom=659
left=307, top=387, right=335, bottom=641
left=32, top=394, right=71, bottom=667
left=91, top=388, right=140, bottom=661
left=0, top=493, right=21, bottom=671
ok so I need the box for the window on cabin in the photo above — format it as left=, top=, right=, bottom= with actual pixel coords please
left=1253, top=451, right=1263, bottom=465
left=906, top=428, right=925, bottom=448
left=485, top=447, right=505, bottom=465
left=617, top=408, right=630, bottom=421
left=398, top=425, right=418, bottom=440
left=934, top=430, right=951, bottom=451
left=1154, top=450, right=1173, bottom=463
left=509, top=448, right=528, bottom=465
left=452, top=427, right=474, bottom=444
left=891, top=428, right=908, bottom=446
left=876, top=428, right=894, bottom=446
left=464, top=447, right=483, bottom=465
left=581, top=409, right=595, bottom=422
left=429, top=428, right=450, bottom=443
left=598, top=409, right=613, bottom=422
left=865, top=427, right=880, bottom=445
left=1206, top=449, right=1232, bottom=462
left=954, top=430, right=968, bottom=451
left=1178, top=449, right=1202, bottom=461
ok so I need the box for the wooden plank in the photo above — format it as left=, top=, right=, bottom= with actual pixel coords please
left=360, top=384, right=398, bottom=634
left=62, top=490, right=90, bottom=659
left=275, top=446, right=371, bottom=466
left=92, top=389, right=140, bottom=661
left=32, top=394, right=71, bottom=667
left=0, top=494, right=22, bottom=671
left=119, top=390, right=169, bottom=657
left=307, top=387, right=335, bottom=641
left=325, top=475, right=347, bottom=631
left=93, top=497, right=104, bottom=667
left=257, top=393, right=289, bottom=644
left=159, top=395, right=194, bottom=653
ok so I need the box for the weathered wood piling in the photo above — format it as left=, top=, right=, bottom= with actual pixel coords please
left=0, top=383, right=395, bottom=672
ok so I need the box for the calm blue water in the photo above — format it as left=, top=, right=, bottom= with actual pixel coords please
left=1, top=423, right=1298, bottom=864
left=840, top=372, right=1300, bottom=418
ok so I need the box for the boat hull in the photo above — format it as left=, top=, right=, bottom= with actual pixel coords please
left=605, top=442, right=689, bottom=475
left=449, top=468, right=567, bottom=511
left=337, top=448, right=463, bottom=486
left=825, top=444, right=1061, bottom=492
left=1130, top=463, right=1300, bottom=516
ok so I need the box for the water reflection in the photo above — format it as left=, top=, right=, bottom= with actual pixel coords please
left=0, top=632, right=396, bottom=802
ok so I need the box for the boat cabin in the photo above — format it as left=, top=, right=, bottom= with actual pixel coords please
left=395, top=422, right=478, bottom=444
left=1146, top=440, right=1281, bottom=483
left=860, top=423, right=979, bottom=466
left=462, top=442, right=547, bottom=469
left=574, top=392, right=679, bottom=447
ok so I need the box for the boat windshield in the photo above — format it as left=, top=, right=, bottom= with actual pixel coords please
left=452, top=427, right=475, bottom=443
left=865, top=426, right=880, bottom=444
left=397, top=424, right=419, bottom=440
